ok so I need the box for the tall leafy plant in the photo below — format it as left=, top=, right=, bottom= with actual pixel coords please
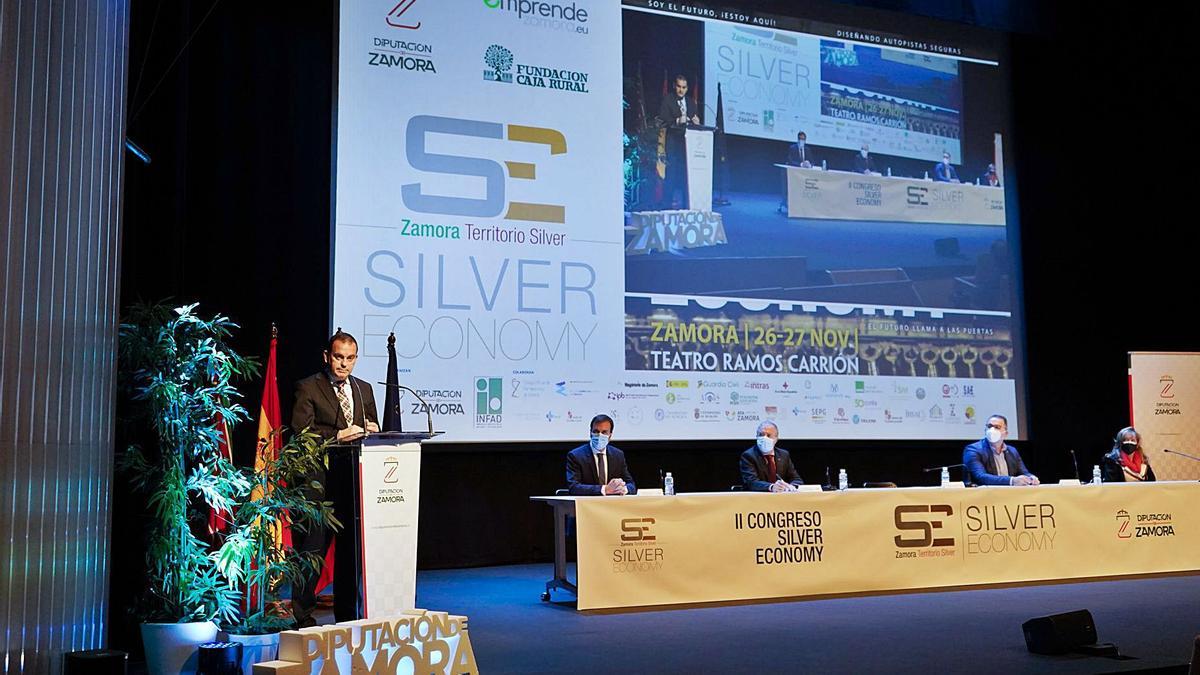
left=215, top=427, right=341, bottom=635
left=119, top=302, right=257, bottom=624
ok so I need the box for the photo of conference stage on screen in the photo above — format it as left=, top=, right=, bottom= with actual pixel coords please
left=333, top=1, right=1025, bottom=443
left=619, top=1, right=1023, bottom=438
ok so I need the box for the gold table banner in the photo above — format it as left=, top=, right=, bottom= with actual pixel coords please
left=782, top=164, right=1007, bottom=226
left=574, top=482, right=1200, bottom=610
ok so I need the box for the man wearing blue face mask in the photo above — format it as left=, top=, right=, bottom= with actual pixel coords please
left=566, top=414, right=637, bottom=496
left=963, top=414, right=1038, bottom=486
left=740, top=420, right=804, bottom=492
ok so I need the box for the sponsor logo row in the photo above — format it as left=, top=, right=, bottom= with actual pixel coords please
left=395, top=376, right=1003, bottom=429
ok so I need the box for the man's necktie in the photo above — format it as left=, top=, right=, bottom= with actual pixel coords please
left=766, top=454, right=777, bottom=483
left=597, top=453, right=607, bottom=486
left=335, top=381, right=353, bottom=426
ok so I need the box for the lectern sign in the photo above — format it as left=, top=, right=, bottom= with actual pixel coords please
left=359, top=438, right=423, bottom=615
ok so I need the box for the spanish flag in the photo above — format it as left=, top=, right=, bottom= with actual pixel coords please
left=251, top=325, right=291, bottom=549
left=206, top=412, right=234, bottom=536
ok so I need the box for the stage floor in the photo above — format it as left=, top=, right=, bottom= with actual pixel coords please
left=316, top=564, right=1200, bottom=674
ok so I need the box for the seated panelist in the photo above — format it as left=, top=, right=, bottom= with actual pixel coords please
left=933, top=151, right=959, bottom=182
left=740, top=420, right=804, bottom=492
left=1101, top=426, right=1156, bottom=482
left=566, top=414, right=637, bottom=496
left=963, top=414, right=1039, bottom=486
left=854, top=143, right=876, bottom=174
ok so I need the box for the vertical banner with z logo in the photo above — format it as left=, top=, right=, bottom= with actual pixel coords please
left=333, top=1, right=624, bottom=442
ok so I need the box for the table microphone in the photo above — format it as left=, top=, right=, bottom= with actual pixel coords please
left=1163, top=448, right=1200, bottom=462
left=922, top=463, right=965, bottom=472
left=1069, top=449, right=1082, bottom=483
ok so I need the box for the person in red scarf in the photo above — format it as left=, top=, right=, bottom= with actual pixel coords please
left=1101, top=426, right=1156, bottom=482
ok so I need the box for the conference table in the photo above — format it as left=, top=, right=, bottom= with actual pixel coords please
left=532, top=481, right=1200, bottom=610
left=778, top=164, right=1007, bottom=226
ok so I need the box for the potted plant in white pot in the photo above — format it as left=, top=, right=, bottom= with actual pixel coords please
left=214, top=426, right=341, bottom=672
left=118, top=302, right=256, bottom=674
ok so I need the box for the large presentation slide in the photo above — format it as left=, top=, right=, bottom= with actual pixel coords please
left=333, top=0, right=1025, bottom=442
left=703, top=25, right=963, bottom=162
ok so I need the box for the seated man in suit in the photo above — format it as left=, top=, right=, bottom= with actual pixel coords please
left=740, top=420, right=804, bottom=492
left=566, top=414, right=637, bottom=495
left=787, top=130, right=816, bottom=168
left=933, top=151, right=959, bottom=182
left=963, top=414, right=1039, bottom=486
left=780, top=131, right=818, bottom=212
left=854, top=143, right=876, bottom=174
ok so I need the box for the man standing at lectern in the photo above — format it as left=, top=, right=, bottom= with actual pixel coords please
left=657, top=74, right=700, bottom=209
left=657, top=73, right=700, bottom=128
left=292, top=330, right=380, bottom=442
left=963, top=414, right=1039, bottom=486
left=289, top=330, right=380, bottom=627
left=566, top=414, right=637, bottom=495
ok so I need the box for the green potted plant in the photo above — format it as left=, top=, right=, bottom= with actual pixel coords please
left=118, top=302, right=257, bottom=674
left=214, top=426, right=341, bottom=671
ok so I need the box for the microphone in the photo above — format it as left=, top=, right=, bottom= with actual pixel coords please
left=376, top=382, right=435, bottom=435
left=1069, top=449, right=1082, bottom=483
left=823, top=466, right=832, bottom=491
left=922, top=463, right=965, bottom=472
left=1163, top=448, right=1200, bottom=462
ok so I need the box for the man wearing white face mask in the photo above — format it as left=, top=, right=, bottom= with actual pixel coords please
left=963, top=414, right=1038, bottom=486
left=739, top=420, right=804, bottom=492
left=566, top=414, right=637, bottom=496
left=853, top=143, right=875, bottom=174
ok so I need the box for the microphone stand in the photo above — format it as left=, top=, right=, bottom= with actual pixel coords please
left=922, top=463, right=966, bottom=472
left=376, top=382, right=435, bottom=435
left=1163, top=448, right=1200, bottom=462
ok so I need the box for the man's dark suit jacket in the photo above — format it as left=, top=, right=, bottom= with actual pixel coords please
left=854, top=153, right=875, bottom=173
left=963, top=438, right=1033, bottom=486
left=787, top=143, right=817, bottom=167
left=657, top=94, right=698, bottom=128
left=291, top=372, right=379, bottom=441
left=934, top=161, right=958, bottom=182
left=566, top=444, right=637, bottom=496
left=740, top=447, right=804, bottom=491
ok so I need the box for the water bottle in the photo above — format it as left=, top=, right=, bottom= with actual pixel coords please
left=940, top=466, right=950, bottom=486
left=664, top=472, right=675, bottom=496
left=1092, top=465, right=1102, bottom=485
left=837, top=468, right=848, bottom=492
left=821, top=159, right=827, bottom=171
left=886, top=166, right=892, bottom=177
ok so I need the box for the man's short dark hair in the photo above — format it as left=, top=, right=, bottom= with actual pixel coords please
left=674, top=74, right=688, bottom=85
left=987, top=414, right=1008, bottom=427
left=327, top=330, right=358, bottom=353
left=590, top=414, right=614, bottom=432
left=797, top=131, right=807, bottom=140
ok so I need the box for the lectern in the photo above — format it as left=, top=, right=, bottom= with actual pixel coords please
left=326, top=431, right=440, bottom=620
left=684, top=125, right=715, bottom=212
